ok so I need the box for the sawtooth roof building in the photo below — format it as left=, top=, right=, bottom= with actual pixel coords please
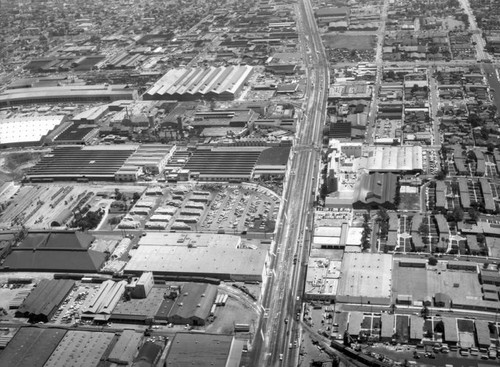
left=144, top=65, right=253, bottom=101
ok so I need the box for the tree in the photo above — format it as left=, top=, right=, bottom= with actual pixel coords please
left=418, top=222, right=429, bottom=238
left=428, top=256, right=438, bottom=266
left=114, top=188, right=123, bottom=201
left=451, top=207, right=464, bottom=222
left=435, top=170, right=446, bottom=180
left=434, top=321, right=444, bottom=333
left=421, top=305, right=430, bottom=319
left=467, top=113, right=483, bottom=128
left=132, top=192, right=141, bottom=202
left=468, top=208, right=480, bottom=223
left=386, top=70, right=396, bottom=80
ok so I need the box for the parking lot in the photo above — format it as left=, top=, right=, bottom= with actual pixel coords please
left=50, top=283, right=101, bottom=325
left=200, top=185, right=280, bottom=233
left=422, top=149, right=439, bottom=175
left=114, top=183, right=280, bottom=234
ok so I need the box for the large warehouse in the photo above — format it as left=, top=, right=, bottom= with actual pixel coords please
left=157, top=282, right=218, bottom=326
left=25, top=145, right=137, bottom=181
left=0, top=85, right=137, bottom=107
left=2, top=231, right=106, bottom=273
left=352, top=172, right=399, bottom=209
left=166, top=333, right=244, bottom=367
left=15, top=279, right=76, bottom=322
left=364, top=146, right=423, bottom=173
left=124, top=245, right=268, bottom=282
left=44, top=330, right=114, bottom=367
left=0, top=327, right=67, bottom=367
left=0, top=114, right=68, bottom=147
left=336, top=253, right=393, bottom=305
left=183, top=147, right=268, bottom=181
left=144, top=65, right=254, bottom=101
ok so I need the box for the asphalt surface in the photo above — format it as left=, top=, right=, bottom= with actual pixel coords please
left=249, top=0, right=328, bottom=366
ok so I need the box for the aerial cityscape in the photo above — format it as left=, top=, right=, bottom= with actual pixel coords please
left=1, top=0, right=500, bottom=366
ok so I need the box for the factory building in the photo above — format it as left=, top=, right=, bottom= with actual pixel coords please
left=0, top=114, right=68, bottom=147
left=165, top=333, right=244, bottom=367
left=144, top=65, right=253, bottom=101
left=0, top=85, right=137, bottom=107
left=2, top=231, right=106, bottom=273
left=125, top=271, right=155, bottom=299
left=156, top=282, right=218, bottom=326
left=15, top=279, right=75, bottom=322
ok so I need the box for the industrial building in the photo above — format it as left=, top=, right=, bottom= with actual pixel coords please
left=394, top=258, right=500, bottom=312
left=364, top=146, right=423, bottom=173
left=144, top=65, right=253, bottom=101
left=111, top=287, right=167, bottom=323
left=183, top=147, right=263, bottom=182
left=352, top=172, right=399, bottom=209
left=132, top=341, right=163, bottom=367
left=165, top=333, right=244, bottom=367
left=25, top=145, right=136, bottom=182
left=15, top=279, right=75, bottom=322
left=81, top=280, right=127, bottom=321
left=126, top=271, right=155, bottom=299
left=44, top=330, right=114, bottom=367
left=253, top=147, right=291, bottom=177
left=2, top=231, right=106, bottom=273
left=336, top=253, right=393, bottom=305
left=304, top=257, right=341, bottom=300
left=0, top=84, right=137, bottom=107
left=51, top=122, right=99, bottom=145
left=0, top=114, right=67, bottom=147
left=0, top=327, right=67, bottom=367
left=107, top=330, right=143, bottom=365
left=115, top=144, right=176, bottom=181
left=156, top=282, right=218, bottom=326
left=125, top=245, right=268, bottom=282
left=137, top=232, right=242, bottom=249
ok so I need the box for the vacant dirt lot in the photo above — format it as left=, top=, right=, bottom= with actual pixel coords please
left=322, top=34, right=376, bottom=50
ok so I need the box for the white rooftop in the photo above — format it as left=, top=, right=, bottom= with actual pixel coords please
left=0, top=114, right=65, bottom=145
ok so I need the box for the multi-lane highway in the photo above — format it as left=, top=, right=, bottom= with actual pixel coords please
left=250, top=0, right=328, bottom=366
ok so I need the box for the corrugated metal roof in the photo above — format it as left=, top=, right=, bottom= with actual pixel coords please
left=17, top=279, right=75, bottom=319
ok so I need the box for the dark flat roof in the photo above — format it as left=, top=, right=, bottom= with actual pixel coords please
left=53, top=123, right=97, bottom=142
left=3, top=249, right=106, bottom=272
left=19, top=231, right=94, bottom=250
left=256, top=147, right=290, bottom=166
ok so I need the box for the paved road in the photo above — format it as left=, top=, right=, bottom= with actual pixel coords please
left=250, top=0, right=328, bottom=366
left=366, top=0, right=390, bottom=145
left=459, top=0, right=489, bottom=61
